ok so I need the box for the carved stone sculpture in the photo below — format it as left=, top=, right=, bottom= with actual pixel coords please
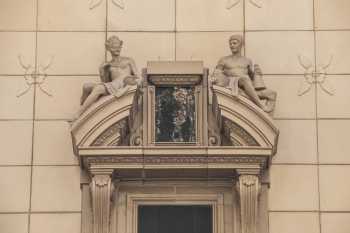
left=211, top=35, right=276, bottom=113
left=75, top=36, right=140, bottom=118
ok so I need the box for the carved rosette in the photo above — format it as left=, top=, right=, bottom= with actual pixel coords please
left=90, top=174, right=114, bottom=233
left=236, top=174, right=261, bottom=233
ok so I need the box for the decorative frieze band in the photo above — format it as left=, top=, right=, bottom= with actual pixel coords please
left=85, top=155, right=268, bottom=168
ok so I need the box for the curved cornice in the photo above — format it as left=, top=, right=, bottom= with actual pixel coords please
left=71, top=86, right=138, bottom=147
left=212, top=85, right=279, bottom=155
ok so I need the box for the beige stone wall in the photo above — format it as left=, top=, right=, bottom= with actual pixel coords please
left=0, top=0, right=350, bottom=233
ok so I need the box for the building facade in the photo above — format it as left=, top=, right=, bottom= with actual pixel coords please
left=0, top=1, right=350, bottom=233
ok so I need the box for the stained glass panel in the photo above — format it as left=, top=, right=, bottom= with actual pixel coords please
left=155, top=86, right=196, bottom=143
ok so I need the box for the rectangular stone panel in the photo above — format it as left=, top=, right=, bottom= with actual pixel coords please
left=107, top=32, right=175, bottom=70
left=273, top=120, right=317, bottom=164
left=30, top=213, right=81, bottom=233
left=0, top=214, right=28, bottom=233
left=33, top=120, right=78, bottom=165
left=319, top=165, right=350, bottom=211
left=0, top=32, right=36, bottom=75
left=35, top=76, right=99, bottom=120
left=268, top=165, right=319, bottom=211
left=316, top=31, right=350, bottom=74
left=176, top=0, right=243, bottom=31
left=0, top=167, right=31, bottom=212
left=176, top=32, right=240, bottom=71
left=317, top=76, right=350, bottom=118
left=108, top=0, right=175, bottom=31
left=269, top=212, right=320, bottom=233
left=37, top=32, right=105, bottom=75
left=318, top=120, right=350, bottom=164
left=0, top=77, right=34, bottom=119
left=245, top=31, right=314, bottom=74
left=321, top=213, right=350, bottom=233
left=0, top=121, right=32, bottom=165
left=263, top=76, right=316, bottom=119
left=31, top=166, right=81, bottom=211
left=38, top=0, right=106, bottom=31
left=245, top=0, right=313, bottom=30
left=315, top=0, right=350, bottom=30
left=0, top=0, right=36, bottom=30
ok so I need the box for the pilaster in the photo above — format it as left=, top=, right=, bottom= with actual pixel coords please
left=90, top=169, right=115, bottom=233
left=236, top=169, right=261, bottom=233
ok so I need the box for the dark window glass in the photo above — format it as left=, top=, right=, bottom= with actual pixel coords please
left=155, top=86, right=196, bottom=143
left=138, top=205, right=212, bottom=233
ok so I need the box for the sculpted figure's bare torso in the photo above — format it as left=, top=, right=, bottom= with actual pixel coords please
left=109, top=57, right=132, bottom=81
left=219, top=55, right=252, bottom=80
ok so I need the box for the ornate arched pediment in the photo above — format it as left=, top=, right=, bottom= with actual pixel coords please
left=211, top=85, right=279, bottom=153
left=70, top=60, right=279, bottom=233
left=71, top=86, right=138, bottom=147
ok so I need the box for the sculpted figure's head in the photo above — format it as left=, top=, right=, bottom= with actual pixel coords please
left=106, top=36, right=123, bottom=57
left=229, top=35, right=243, bottom=55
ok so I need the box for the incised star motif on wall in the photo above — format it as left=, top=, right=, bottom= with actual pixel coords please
left=226, top=0, right=263, bottom=9
left=17, top=55, right=53, bottom=98
left=89, top=0, right=125, bottom=10
left=298, top=55, right=335, bottom=96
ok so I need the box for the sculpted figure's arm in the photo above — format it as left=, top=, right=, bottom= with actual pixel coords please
left=99, top=62, right=111, bottom=83
left=252, top=64, right=277, bottom=113
left=124, top=58, right=141, bottom=86
left=211, top=58, right=229, bottom=87
left=251, top=64, right=266, bottom=90
left=129, top=58, right=138, bottom=76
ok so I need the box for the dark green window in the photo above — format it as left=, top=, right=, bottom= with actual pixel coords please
left=138, top=205, right=212, bottom=233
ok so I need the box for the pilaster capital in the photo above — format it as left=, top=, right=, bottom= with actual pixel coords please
left=236, top=167, right=261, bottom=176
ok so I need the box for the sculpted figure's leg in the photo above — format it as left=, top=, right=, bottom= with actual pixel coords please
left=258, top=89, right=277, bottom=113
left=239, top=78, right=266, bottom=110
left=80, top=83, right=95, bottom=105
left=76, top=84, right=107, bottom=117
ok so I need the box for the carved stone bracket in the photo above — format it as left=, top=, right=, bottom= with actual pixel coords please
left=90, top=171, right=115, bottom=233
left=235, top=170, right=261, bottom=233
